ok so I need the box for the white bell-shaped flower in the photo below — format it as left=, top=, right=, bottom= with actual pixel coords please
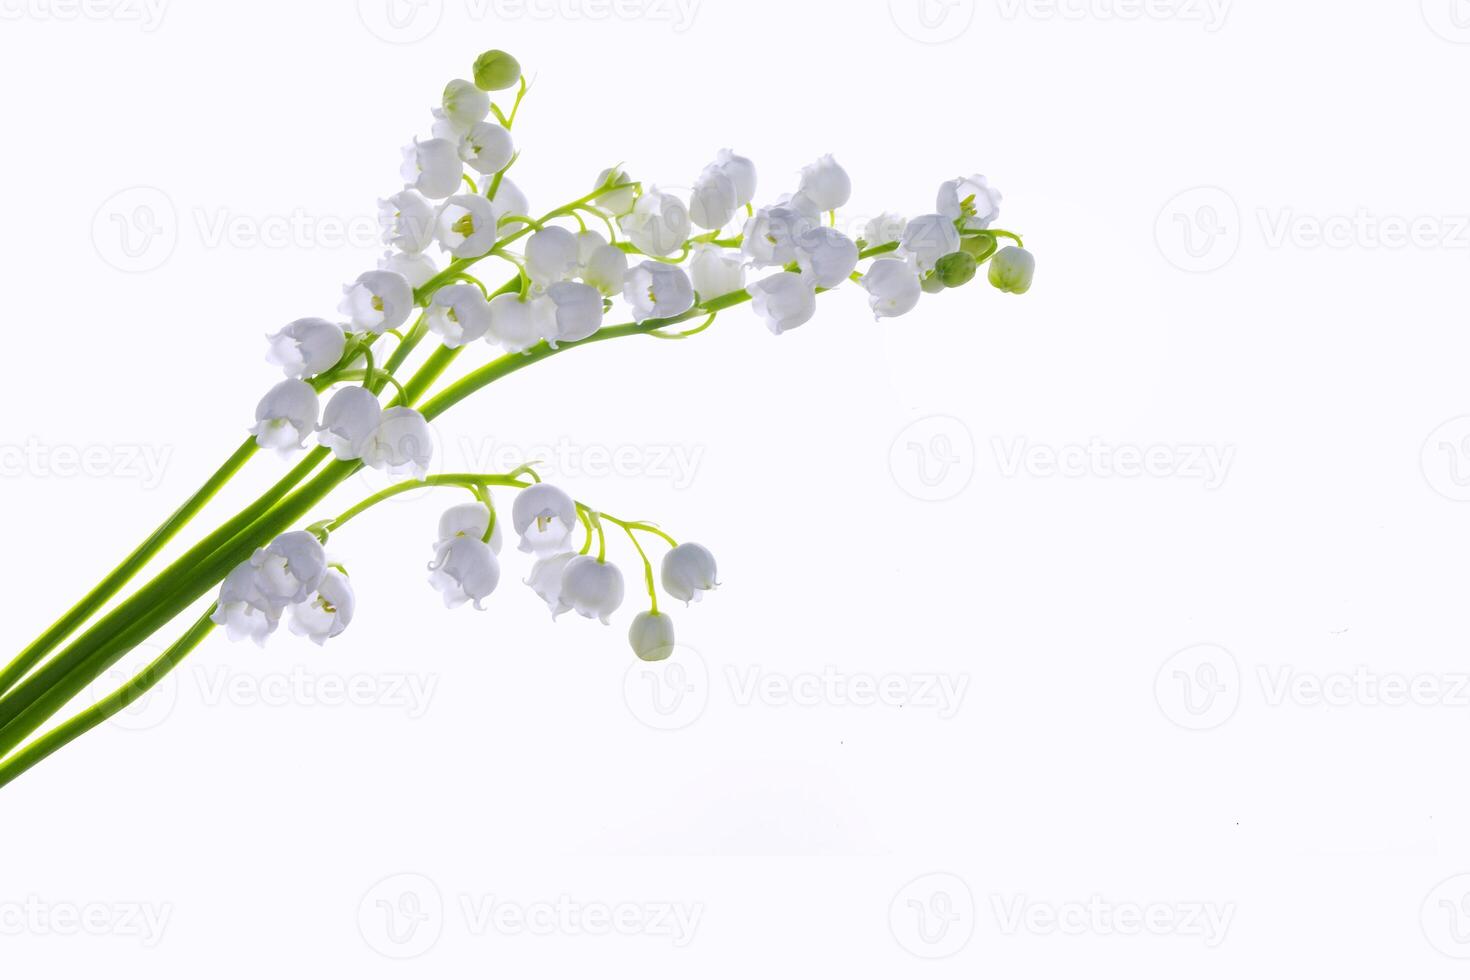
left=379, top=249, right=438, bottom=289
left=748, top=271, right=816, bottom=335
left=525, top=551, right=576, bottom=618
left=937, top=174, right=1002, bottom=231
left=619, top=186, right=691, bottom=257
left=628, top=610, right=676, bottom=662
left=741, top=205, right=816, bottom=268
left=860, top=257, right=922, bottom=319
left=488, top=176, right=529, bottom=218
left=661, top=542, right=719, bottom=604
left=577, top=231, right=629, bottom=296
left=590, top=166, right=636, bottom=217
left=797, top=154, right=852, bottom=212
left=288, top=569, right=355, bottom=645
left=460, top=120, right=515, bottom=175
left=559, top=555, right=625, bottom=624
left=988, top=245, right=1035, bottom=294
left=512, top=483, right=579, bottom=556
left=713, top=148, right=757, bottom=208
left=318, top=386, right=381, bottom=461
left=211, top=561, right=281, bottom=646
left=795, top=226, right=859, bottom=288
left=435, top=500, right=503, bottom=555
left=251, top=379, right=320, bottom=453
left=266, top=317, right=346, bottom=379
left=689, top=165, right=738, bottom=230
left=689, top=243, right=745, bottom=300
left=524, top=226, right=579, bottom=286
left=435, top=193, right=500, bottom=258
left=426, top=282, right=493, bottom=347
left=899, top=213, right=962, bottom=273
left=428, top=535, right=500, bottom=609
left=360, top=406, right=434, bottom=480
left=250, top=530, right=328, bottom=608
left=485, top=293, right=545, bottom=353
left=400, top=137, right=463, bottom=200
left=543, top=281, right=604, bottom=345
left=440, top=78, right=491, bottom=131
left=339, top=270, right=414, bottom=335
left=864, top=212, right=907, bottom=248
left=378, top=190, right=436, bottom=254
left=623, top=261, right=694, bottom=324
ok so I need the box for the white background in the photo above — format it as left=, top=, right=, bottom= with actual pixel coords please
left=1, top=0, right=1469, bottom=974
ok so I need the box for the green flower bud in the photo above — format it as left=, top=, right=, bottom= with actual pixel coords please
left=988, top=246, right=1035, bottom=295
left=935, top=251, right=977, bottom=288
left=920, top=272, right=947, bottom=294
left=473, top=50, right=521, bottom=91
left=960, top=231, right=997, bottom=261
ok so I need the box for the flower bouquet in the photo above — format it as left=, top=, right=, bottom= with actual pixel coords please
left=0, top=49, right=1034, bottom=790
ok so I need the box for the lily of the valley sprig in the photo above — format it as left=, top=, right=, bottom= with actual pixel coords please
left=0, top=49, right=1035, bottom=790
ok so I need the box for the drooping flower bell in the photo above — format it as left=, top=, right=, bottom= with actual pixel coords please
left=250, top=379, right=320, bottom=453
left=899, top=214, right=962, bottom=273
left=427, top=535, right=500, bottom=609
left=559, top=555, right=625, bottom=624
left=590, top=166, right=636, bottom=217
left=250, top=530, right=329, bottom=608
left=748, top=272, right=816, bottom=335
left=860, top=257, right=922, bottom=319
left=400, top=137, right=463, bottom=200
left=317, top=386, right=381, bottom=461
left=339, top=270, right=414, bottom=335
left=689, top=243, right=744, bottom=300
left=458, top=121, right=514, bottom=175
left=359, top=406, right=434, bottom=480
left=485, top=293, right=545, bottom=353
left=689, top=165, right=738, bottom=231
left=619, top=186, right=691, bottom=257
left=741, top=205, right=815, bottom=268
left=512, top=483, right=579, bottom=555
left=288, top=569, right=356, bottom=645
left=864, top=212, right=906, bottom=248
left=379, top=249, right=438, bottom=290
left=543, top=281, right=603, bottom=345
left=796, top=154, right=852, bottom=212
left=211, top=562, right=281, bottom=646
left=378, top=190, right=436, bottom=254
left=712, top=148, right=757, bottom=209
left=575, top=230, right=628, bottom=297
left=426, top=283, right=493, bottom=348
left=628, top=610, right=676, bottom=662
left=266, top=318, right=346, bottom=379
left=435, top=500, right=503, bottom=555
left=937, top=174, right=1002, bottom=232
left=660, top=542, right=719, bottom=604
left=435, top=194, right=500, bottom=258
left=488, top=176, right=529, bottom=218
left=794, top=226, right=859, bottom=289
left=524, top=226, right=579, bottom=286
left=525, top=551, right=576, bottom=617
left=438, top=79, right=491, bottom=133
left=623, top=261, right=694, bottom=323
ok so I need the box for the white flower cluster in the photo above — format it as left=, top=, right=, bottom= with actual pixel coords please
left=211, top=531, right=353, bottom=646
left=225, top=49, right=1032, bottom=661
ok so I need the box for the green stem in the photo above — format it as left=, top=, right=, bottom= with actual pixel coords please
left=0, top=611, right=215, bottom=791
